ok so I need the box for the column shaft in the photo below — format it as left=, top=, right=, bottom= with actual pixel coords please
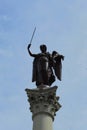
left=33, top=113, right=53, bottom=130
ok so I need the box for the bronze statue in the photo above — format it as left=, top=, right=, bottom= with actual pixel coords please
left=27, top=44, right=64, bottom=87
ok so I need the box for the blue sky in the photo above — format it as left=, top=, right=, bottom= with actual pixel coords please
left=0, top=0, right=87, bottom=130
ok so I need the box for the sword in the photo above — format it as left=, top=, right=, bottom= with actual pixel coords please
left=29, top=27, right=36, bottom=45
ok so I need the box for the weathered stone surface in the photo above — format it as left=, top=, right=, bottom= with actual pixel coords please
left=25, top=85, right=61, bottom=121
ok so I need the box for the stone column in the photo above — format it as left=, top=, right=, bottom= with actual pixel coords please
left=25, top=86, right=61, bottom=130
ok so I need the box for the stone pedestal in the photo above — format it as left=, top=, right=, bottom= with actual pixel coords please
left=25, top=86, right=61, bottom=130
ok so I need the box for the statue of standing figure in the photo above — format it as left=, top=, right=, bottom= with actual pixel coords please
left=27, top=44, right=64, bottom=87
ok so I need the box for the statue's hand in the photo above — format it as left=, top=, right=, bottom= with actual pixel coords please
left=27, top=44, right=31, bottom=49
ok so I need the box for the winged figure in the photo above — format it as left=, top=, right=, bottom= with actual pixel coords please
left=27, top=44, right=64, bottom=88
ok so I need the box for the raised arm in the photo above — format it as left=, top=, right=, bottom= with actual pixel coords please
left=27, top=44, right=37, bottom=57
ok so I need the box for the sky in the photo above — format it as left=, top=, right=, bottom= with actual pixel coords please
left=0, top=0, right=87, bottom=130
